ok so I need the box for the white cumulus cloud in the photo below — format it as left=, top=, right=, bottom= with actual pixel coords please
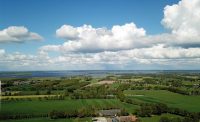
left=161, top=0, right=200, bottom=45
left=0, top=26, right=43, bottom=43
left=54, top=23, right=147, bottom=52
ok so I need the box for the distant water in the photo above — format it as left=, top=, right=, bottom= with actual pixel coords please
left=0, top=70, right=200, bottom=78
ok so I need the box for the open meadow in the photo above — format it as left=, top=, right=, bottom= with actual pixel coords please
left=124, top=90, right=200, bottom=112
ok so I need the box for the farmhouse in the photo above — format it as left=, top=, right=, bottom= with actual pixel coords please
left=96, top=109, right=138, bottom=122
left=118, top=115, right=138, bottom=122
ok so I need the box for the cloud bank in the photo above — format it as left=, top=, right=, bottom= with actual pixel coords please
left=1, top=45, right=200, bottom=70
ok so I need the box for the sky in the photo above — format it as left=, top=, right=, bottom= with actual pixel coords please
left=0, top=0, right=200, bottom=71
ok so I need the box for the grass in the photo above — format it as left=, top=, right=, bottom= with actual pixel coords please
left=1, top=117, right=92, bottom=122
left=0, top=99, right=139, bottom=116
left=124, top=90, right=200, bottom=112
left=122, top=102, right=139, bottom=113
left=140, top=113, right=182, bottom=122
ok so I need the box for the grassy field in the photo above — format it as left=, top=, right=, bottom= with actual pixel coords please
left=0, top=99, right=139, bottom=116
left=1, top=117, right=92, bottom=122
left=124, top=90, right=200, bottom=112
left=140, top=113, right=182, bottom=122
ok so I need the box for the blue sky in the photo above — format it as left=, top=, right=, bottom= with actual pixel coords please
left=0, top=0, right=200, bottom=71
left=0, top=0, right=179, bottom=53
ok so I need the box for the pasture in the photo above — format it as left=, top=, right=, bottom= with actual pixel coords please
left=1, top=117, right=92, bottom=122
left=124, top=90, right=200, bottom=112
left=140, top=113, right=182, bottom=122
left=0, top=99, right=139, bottom=116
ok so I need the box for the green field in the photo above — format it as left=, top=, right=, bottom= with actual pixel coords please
left=1, top=117, right=92, bottom=122
left=1, top=99, right=139, bottom=116
left=140, top=113, right=182, bottom=122
left=124, top=90, right=200, bottom=112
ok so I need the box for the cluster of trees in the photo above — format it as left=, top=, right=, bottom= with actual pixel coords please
left=4, top=84, right=36, bottom=91
left=157, top=87, right=200, bottom=96
left=134, top=103, right=200, bottom=122
left=34, top=78, right=86, bottom=91
left=3, top=92, right=12, bottom=96
left=136, top=103, right=168, bottom=117
left=38, top=95, right=65, bottom=101
left=2, top=77, right=90, bottom=93
left=116, top=90, right=125, bottom=102
left=121, top=97, right=200, bottom=121
left=71, top=85, right=116, bottom=99
left=64, top=82, right=89, bottom=93
left=49, top=109, right=96, bottom=119
left=1, top=95, right=65, bottom=102
left=49, top=108, right=129, bottom=119
left=167, top=108, right=200, bottom=122
left=129, top=85, right=200, bottom=96
left=159, top=116, right=199, bottom=122
left=117, top=79, right=194, bottom=96
left=118, top=74, right=200, bottom=95
left=1, top=97, right=33, bottom=102
left=190, top=89, right=200, bottom=95
left=166, top=87, right=190, bottom=95
left=35, top=89, right=52, bottom=95
left=0, top=113, right=48, bottom=120
left=159, top=116, right=182, bottom=122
